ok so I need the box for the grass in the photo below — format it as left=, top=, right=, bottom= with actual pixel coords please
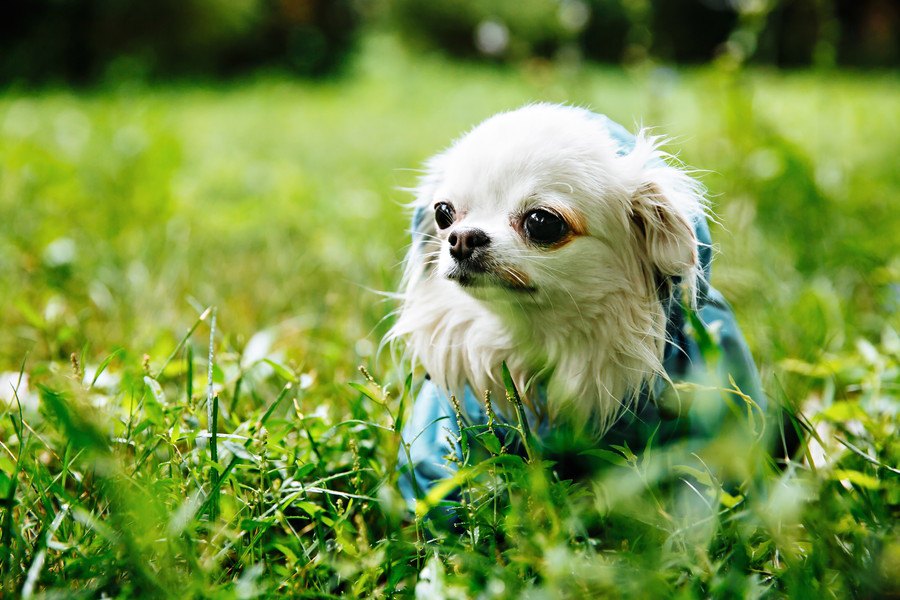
left=0, top=35, right=898, bottom=597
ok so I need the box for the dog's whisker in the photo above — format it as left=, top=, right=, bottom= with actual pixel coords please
left=414, top=232, right=444, bottom=243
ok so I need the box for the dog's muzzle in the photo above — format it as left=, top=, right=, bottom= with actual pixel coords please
left=448, top=228, right=490, bottom=262
left=446, top=228, right=491, bottom=286
left=445, top=229, right=535, bottom=292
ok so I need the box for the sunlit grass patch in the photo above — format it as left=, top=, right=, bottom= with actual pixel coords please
left=1, top=322, right=896, bottom=596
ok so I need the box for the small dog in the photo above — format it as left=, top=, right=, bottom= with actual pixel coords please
left=389, top=104, right=765, bottom=503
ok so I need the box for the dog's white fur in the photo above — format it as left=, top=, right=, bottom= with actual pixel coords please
left=388, top=104, right=707, bottom=433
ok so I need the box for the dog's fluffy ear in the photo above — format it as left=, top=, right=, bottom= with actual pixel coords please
left=619, top=131, right=707, bottom=301
left=631, top=181, right=698, bottom=278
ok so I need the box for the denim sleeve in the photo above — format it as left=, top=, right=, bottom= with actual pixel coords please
left=700, top=288, right=767, bottom=413
left=397, top=379, right=463, bottom=506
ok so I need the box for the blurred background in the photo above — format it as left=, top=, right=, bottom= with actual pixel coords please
left=1, top=0, right=898, bottom=401
left=3, top=0, right=898, bottom=83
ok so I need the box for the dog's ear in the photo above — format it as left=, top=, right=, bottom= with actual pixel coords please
left=630, top=182, right=698, bottom=278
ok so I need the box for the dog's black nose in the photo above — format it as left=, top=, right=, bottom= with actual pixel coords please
left=448, top=228, right=490, bottom=261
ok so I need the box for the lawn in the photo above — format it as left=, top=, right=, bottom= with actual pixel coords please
left=0, top=35, right=898, bottom=597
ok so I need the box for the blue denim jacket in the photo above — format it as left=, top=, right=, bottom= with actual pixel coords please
left=397, top=111, right=766, bottom=505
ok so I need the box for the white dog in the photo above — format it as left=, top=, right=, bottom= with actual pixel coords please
left=389, top=104, right=765, bottom=503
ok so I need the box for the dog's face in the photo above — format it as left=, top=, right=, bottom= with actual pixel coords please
left=391, top=104, right=707, bottom=430
left=421, top=104, right=699, bottom=310
left=428, top=123, right=601, bottom=304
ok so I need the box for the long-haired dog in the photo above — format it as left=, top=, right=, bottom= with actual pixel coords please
left=388, top=104, right=766, bottom=505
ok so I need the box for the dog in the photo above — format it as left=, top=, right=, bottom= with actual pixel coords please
left=388, top=103, right=766, bottom=505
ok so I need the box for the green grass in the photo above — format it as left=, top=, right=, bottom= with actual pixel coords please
left=0, top=35, right=898, bottom=597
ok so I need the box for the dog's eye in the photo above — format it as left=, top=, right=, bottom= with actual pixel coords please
left=434, top=202, right=456, bottom=230
left=524, top=209, right=568, bottom=245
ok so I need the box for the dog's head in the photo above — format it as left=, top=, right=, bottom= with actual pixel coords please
left=391, top=103, right=708, bottom=430
left=414, top=104, right=703, bottom=306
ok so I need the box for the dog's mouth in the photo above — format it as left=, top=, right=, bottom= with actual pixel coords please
left=446, top=259, right=536, bottom=293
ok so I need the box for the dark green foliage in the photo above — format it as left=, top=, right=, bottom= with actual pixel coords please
left=0, top=0, right=365, bottom=85
left=389, top=0, right=899, bottom=66
left=390, top=0, right=576, bottom=61
left=650, top=0, right=738, bottom=63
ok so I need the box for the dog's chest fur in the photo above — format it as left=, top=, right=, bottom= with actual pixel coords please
left=395, top=265, right=669, bottom=432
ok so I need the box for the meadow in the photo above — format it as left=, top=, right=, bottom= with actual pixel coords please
left=0, top=35, right=898, bottom=597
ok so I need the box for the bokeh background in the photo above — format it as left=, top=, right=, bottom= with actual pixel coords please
left=0, top=1, right=898, bottom=597
left=1, top=0, right=897, bottom=395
